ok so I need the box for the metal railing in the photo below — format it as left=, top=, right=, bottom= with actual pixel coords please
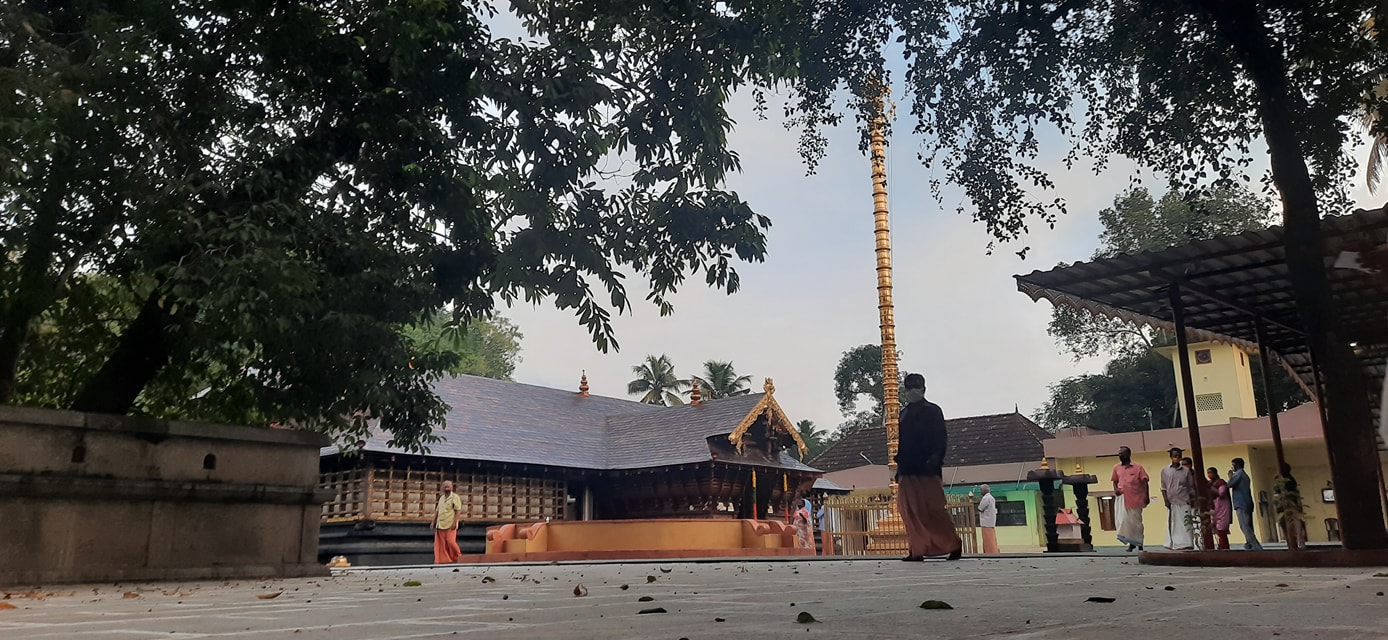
left=822, top=493, right=978, bottom=556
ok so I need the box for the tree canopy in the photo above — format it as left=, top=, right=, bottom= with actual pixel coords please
left=402, top=315, right=523, bottom=381
left=1, top=1, right=786, bottom=450
left=687, top=360, right=753, bottom=400
left=627, top=354, right=688, bottom=406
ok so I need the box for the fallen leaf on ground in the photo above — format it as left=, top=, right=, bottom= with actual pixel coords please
left=619, top=585, right=629, bottom=590
left=1276, top=583, right=1289, bottom=588
left=646, top=575, right=657, bottom=583
left=481, top=576, right=495, bottom=583
left=403, top=581, right=422, bottom=587
left=1085, top=597, right=1116, bottom=603
left=638, top=607, right=667, bottom=614
left=715, top=617, right=725, bottom=622
left=659, top=567, right=672, bottom=573
left=920, top=600, right=953, bottom=610
left=1163, top=586, right=1174, bottom=591
left=638, top=596, right=654, bottom=602
left=573, top=584, right=588, bottom=597
left=256, top=592, right=283, bottom=600
left=0, top=603, right=15, bottom=610
left=796, top=611, right=818, bottom=623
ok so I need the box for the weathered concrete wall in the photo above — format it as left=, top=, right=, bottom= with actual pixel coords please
left=0, top=406, right=331, bottom=586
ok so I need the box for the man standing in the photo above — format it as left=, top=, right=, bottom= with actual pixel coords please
left=895, top=373, right=963, bottom=561
left=976, top=484, right=999, bottom=554
left=433, top=480, right=464, bottom=563
left=1227, top=457, right=1262, bottom=550
left=1161, top=448, right=1196, bottom=550
left=1111, top=446, right=1150, bottom=552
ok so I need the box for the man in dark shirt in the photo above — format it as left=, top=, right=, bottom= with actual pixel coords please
left=895, top=373, right=962, bottom=561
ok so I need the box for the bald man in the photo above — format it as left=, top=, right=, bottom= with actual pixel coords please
left=977, top=484, right=999, bottom=554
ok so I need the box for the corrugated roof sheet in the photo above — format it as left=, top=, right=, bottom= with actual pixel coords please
left=342, top=374, right=819, bottom=472
left=1014, top=206, right=1388, bottom=429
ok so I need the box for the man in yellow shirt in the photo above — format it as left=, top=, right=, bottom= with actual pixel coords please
left=433, top=481, right=464, bottom=563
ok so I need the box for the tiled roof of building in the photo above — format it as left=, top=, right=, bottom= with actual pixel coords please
left=340, top=375, right=819, bottom=472
left=809, top=412, right=1054, bottom=472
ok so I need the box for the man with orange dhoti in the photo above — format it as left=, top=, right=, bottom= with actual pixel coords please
left=895, top=373, right=963, bottom=561
left=976, top=484, right=1000, bottom=554
left=432, top=481, right=464, bottom=563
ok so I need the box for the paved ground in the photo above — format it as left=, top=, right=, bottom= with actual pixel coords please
left=3, top=556, right=1387, bottom=639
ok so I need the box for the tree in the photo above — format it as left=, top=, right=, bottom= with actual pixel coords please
left=402, top=315, right=523, bottom=381
left=687, top=360, right=753, bottom=400
left=1, top=2, right=787, bottom=450
left=628, top=354, right=688, bottom=406
left=795, top=419, right=832, bottom=460
left=831, top=344, right=906, bottom=439
left=1039, top=351, right=1178, bottom=433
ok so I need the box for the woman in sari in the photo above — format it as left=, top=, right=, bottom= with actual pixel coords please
left=1207, top=467, right=1232, bottom=550
left=792, top=499, right=815, bottom=550
left=1274, top=462, right=1306, bottom=550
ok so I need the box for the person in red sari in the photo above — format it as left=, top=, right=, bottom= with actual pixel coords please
left=1207, top=467, right=1232, bottom=550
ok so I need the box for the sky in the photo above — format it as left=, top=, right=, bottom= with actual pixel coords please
left=489, top=40, right=1385, bottom=438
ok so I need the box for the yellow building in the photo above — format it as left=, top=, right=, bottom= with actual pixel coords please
left=1046, top=341, right=1374, bottom=548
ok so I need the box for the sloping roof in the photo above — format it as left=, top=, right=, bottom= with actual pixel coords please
left=604, top=393, right=767, bottom=469
left=1014, top=206, right=1388, bottom=426
left=339, top=374, right=819, bottom=472
left=809, top=412, right=1054, bottom=473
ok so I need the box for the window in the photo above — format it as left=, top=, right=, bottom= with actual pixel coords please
left=1096, top=496, right=1117, bottom=531
left=995, top=500, right=1028, bottom=527
left=1195, top=393, right=1224, bottom=411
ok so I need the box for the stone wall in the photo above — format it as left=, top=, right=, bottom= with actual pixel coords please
left=0, top=406, right=331, bottom=586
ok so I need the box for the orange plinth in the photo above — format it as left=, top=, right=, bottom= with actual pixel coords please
left=464, top=519, right=816, bottom=563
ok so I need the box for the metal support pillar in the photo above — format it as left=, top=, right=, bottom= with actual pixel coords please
left=1254, top=318, right=1288, bottom=470
left=1169, top=283, right=1217, bottom=551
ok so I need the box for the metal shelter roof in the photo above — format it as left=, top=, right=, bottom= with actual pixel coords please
left=1014, top=205, right=1388, bottom=423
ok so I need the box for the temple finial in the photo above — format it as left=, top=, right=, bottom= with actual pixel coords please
left=763, top=378, right=775, bottom=395
left=579, top=370, right=590, bottom=397
left=691, top=378, right=702, bottom=405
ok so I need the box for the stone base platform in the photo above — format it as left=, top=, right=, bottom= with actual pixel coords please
left=1140, top=548, right=1388, bottom=567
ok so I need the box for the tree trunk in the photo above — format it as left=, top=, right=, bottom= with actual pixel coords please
left=0, top=165, right=71, bottom=403
left=1198, top=0, right=1388, bottom=548
left=70, top=289, right=185, bottom=415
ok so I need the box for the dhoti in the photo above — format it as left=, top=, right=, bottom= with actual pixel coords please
left=980, top=527, right=1000, bottom=554
left=1115, top=495, right=1145, bottom=548
left=897, top=475, right=963, bottom=558
left=1166, top=503, right=1195, bottom=550
left=433, top=526, right=461, bottom=563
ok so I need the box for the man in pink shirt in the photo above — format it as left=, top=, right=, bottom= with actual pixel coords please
left=1111, top=446, right=1151, bottom=552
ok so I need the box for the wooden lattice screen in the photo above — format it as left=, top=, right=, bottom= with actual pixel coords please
left=320, top=466, right=565, bottom=524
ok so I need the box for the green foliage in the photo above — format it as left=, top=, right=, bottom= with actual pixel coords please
left=687, top=360, right=753, bottom=400
left=1, top=1, right=789, bottom=449
left=402, top=315, right=523, bottom=381
left=795, top=419, right=831, bottom=460
left=1038, top=351, right=1178, bottom=433
left=628, top=354, right=689, bottom=406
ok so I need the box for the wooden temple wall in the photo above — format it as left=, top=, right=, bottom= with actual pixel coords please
left=320, top=463, right=565, bottom=524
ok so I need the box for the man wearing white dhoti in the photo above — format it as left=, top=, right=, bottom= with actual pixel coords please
left=1161, top=447, right=1196, bottom=550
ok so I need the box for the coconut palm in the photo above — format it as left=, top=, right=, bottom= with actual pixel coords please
left=796, top=419, right=831, bottom=459
left=687, top=360, right=753, bottom=400
left=627, top=354, right=688, bottom=405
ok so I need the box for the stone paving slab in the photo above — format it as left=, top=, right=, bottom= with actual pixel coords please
left=3, top=556, right=1387, bottom=639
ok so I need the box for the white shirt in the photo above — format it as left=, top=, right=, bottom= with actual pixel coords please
left=978, top=493, right=997, bottom=528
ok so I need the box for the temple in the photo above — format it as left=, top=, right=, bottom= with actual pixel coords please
left=318, top=374, right=819, bottom=564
